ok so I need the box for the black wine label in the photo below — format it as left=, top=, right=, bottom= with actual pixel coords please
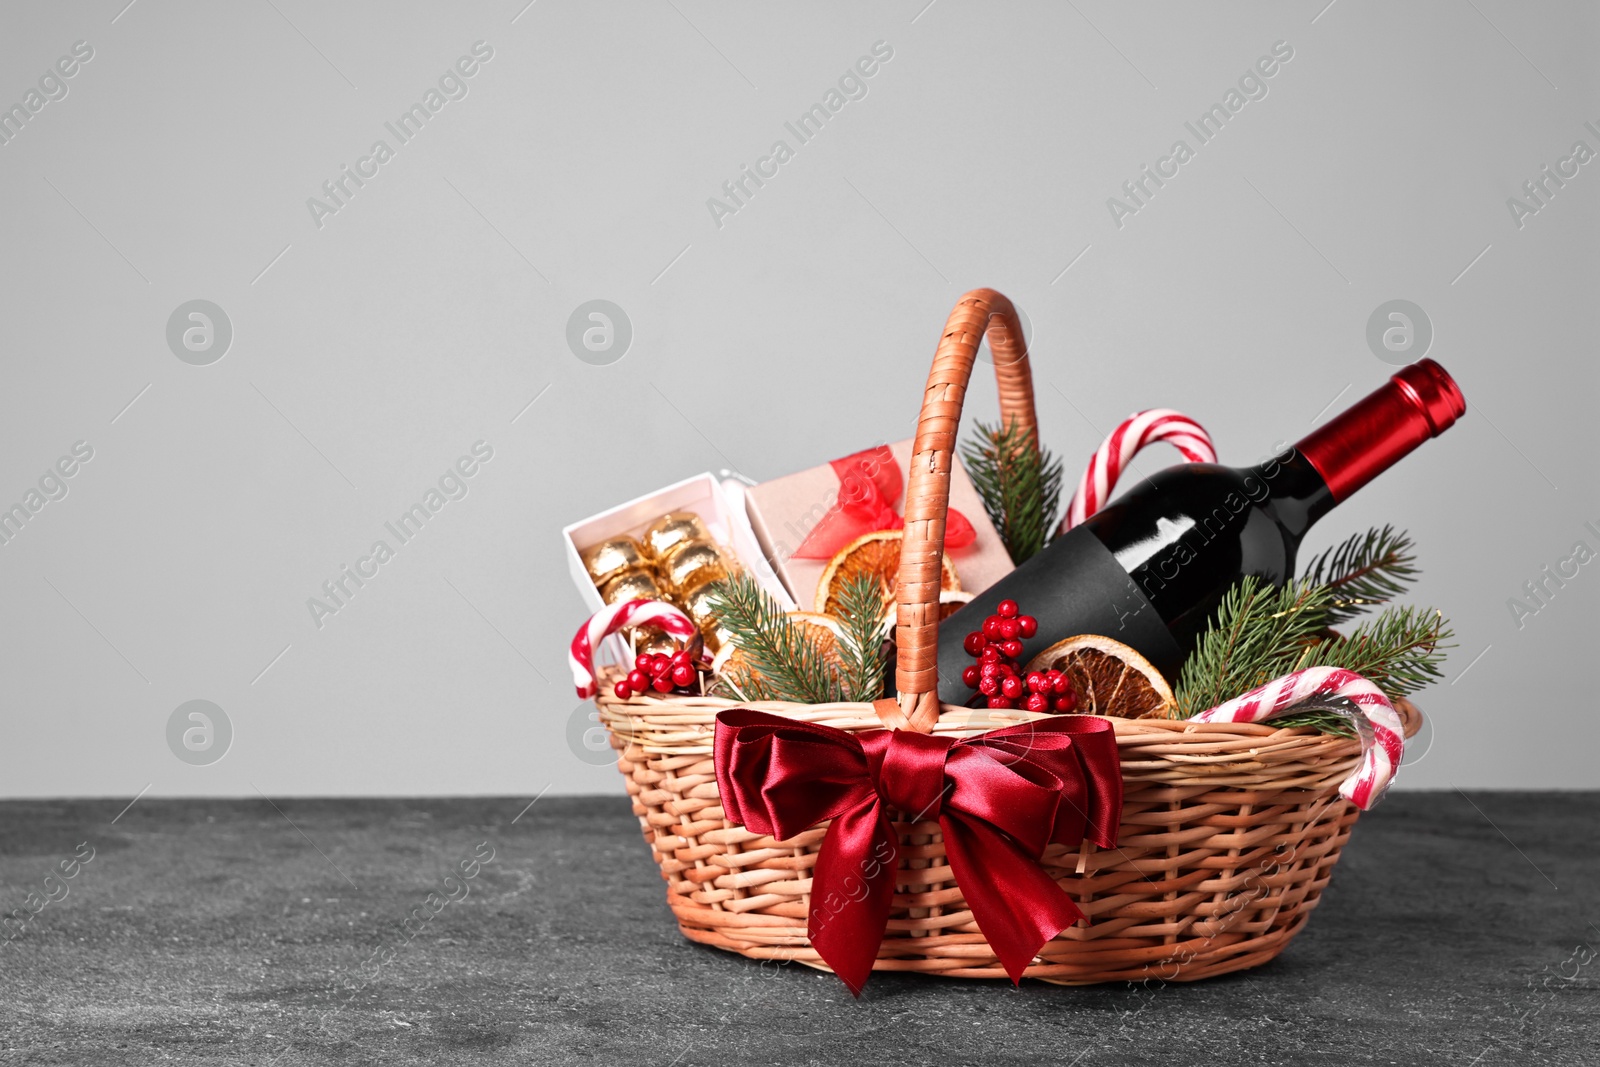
left=936, top=526, right=1184, bottom=704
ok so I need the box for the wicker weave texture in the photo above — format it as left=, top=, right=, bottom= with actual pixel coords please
left=598, top=683, right=1419, bottom=984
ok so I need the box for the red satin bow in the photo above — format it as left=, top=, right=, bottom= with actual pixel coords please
left=713, top=709, right=1122, bottom=994
left=791, top=445, right=976, bottom=559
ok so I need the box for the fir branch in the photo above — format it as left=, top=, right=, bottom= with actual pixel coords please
left=834, top=572, right=889, bottom=702
left=704, top=573, right=843, bottom=705
left=1300, top=524, right=1419, bottom=625
left=1288, top=605, right=1453, bottom=700
left=1265, top=608, right=1452, bottom=736
left=1173, top=577, right=1453, bottom=730
left=1174, top=577, right=1334, bottom=717
left=959, top=418, right=1064, bottom=564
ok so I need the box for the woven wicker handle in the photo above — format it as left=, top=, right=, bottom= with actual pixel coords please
left=890, top=289, right=1037, bottom=732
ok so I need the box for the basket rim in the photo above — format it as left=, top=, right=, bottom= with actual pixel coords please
left=592, top=663, right=1421, bottom=740
left=593, top=667, right=1421, bottom=795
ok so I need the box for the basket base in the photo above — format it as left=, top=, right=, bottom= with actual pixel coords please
left=672, top=881, right=1325, bottom=985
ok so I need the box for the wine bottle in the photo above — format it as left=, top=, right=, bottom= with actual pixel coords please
left=935, top=358, right=1465, bottom=704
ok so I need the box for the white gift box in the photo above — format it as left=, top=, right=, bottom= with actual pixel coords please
left=562, top=471, right=794, bottom=671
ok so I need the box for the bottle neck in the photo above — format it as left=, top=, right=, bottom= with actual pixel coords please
left=1293, top=359, right=1466, bottom=504
left=1249, top=447, right=1335, bottom=540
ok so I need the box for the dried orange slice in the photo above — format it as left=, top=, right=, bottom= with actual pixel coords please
left=712, top=611, right=847, bottom=698
left=815, top=530, right=959, bottom=618
left=1024, top=634, right=1175, bottom=719
left=938, top=589, right=974, bottom=622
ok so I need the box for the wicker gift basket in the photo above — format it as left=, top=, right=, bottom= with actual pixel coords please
left=593, top=289, right=1422, bottom=985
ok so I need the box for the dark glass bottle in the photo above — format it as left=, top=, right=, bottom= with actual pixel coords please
left=935, top=359, right=1465, bottom=704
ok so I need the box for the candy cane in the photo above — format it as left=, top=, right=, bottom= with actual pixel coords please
left=1060, top=409, right=1216, bottom=531
left=569, top=599, right=698, bottom=698
left=1188, top=666, right=1404, bottom=810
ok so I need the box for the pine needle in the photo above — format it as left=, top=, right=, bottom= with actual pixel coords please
left=1172, top=574, right=1454, bottom=733
left=835, top=573, right=889, bottom=702
left=1268, top=608, right=1453, bottom=736
left=1174, top=577, right=1334, bottom=717
left=1289, top=605, right=1453, bottom=700
left=1300, top=524, right=1419, bottom=625
left=704, top=573, right=891, bottom=704
left=959, top=418, right=1064, bottom=564
left=704, top=573, right=843, bottom=704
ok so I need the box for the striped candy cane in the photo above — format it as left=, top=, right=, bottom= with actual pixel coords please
left=569, top=598, right=699, bottom=698
left=1060, top=409, right=1216, bottom=531
left=1189, top=666, right=1405, bottom=810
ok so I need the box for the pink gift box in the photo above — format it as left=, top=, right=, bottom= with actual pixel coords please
left=742, top=439, right=1014, bottom=612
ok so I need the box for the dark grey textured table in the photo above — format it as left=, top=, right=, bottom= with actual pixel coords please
left=0, top=794, right=1594, bottom=1066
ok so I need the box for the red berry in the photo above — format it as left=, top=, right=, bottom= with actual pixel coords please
left=651, top=675, right=674, bottom=693
left=1051, top=673, right=1071, bottom=695
left=1025, top=693, right=1049, bottom=713
left=671, top=665, right=695, bottom=687
left=635, top=653, right=652, bottom=671
left=980, top=647, right=1000, bottom=664
left=961, top=665, right=980, bottom=689
left=997, top=599, right=1019, bottom=619
left=980, top=662, right=1000, bottom=679
left=963, top=631, right=986, bottom=656
left=983, top=618, right=1005, bottom=641
left=650, top=653, right=671, bottom=674
left=1054, top=691, right=1077, bottom=712
left=979, top=677, right=999, bottom=697
left=987, top=696, right=1014, bottom=709
left=626, top=669, right=650, bottom=692
left=1000, top=639, right=1024, bottom=660
left=613, top=681, right=633, bottom=699
left=1025, top=671, right=1046, bottom=693
left=1017, top=616, right=1038, bottom=639
left=1000, top=675, right=1023, bottom=699
left=672, top=650, right=692, bottom=666
left=998, top=619, right=1019, bottom=640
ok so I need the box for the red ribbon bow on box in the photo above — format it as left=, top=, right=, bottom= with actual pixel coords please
left=713, top=710, right=1123, bottom=994
left=791, top=445, right=976, bottom=559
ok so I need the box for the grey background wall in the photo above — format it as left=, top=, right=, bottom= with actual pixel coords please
left=1, top=1, right=1594, bottom=799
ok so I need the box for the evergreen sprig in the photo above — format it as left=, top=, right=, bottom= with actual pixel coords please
left=704, top=572, right=887, bottom=704
left=960, top=418, right=1064, bottom=564
left=1300, top=524, right=1419, bottom=625
left=835, top=572, right=889, bottom=702
left=1174, top=577, right=1334, bottom=717
left=1172, top=573, right=1453, bottom=734
left=1250, top=606, right=1453, bottom=737
left=1291, top=605, right=1452, bottom=700
left=706, top=573, right=841, bottom=704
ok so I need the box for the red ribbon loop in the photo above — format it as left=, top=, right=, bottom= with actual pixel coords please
left=791, top=445, right=976, bottom=560
left=713, top=710, right=1123, bottom=994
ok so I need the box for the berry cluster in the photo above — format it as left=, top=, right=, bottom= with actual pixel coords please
left=959, top=599, right=1077, bottom=713
left=613, top=650, right=699, bottom=700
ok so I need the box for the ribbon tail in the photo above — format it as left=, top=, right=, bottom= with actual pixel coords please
left=806, top=800, right=896, bottom=996
left=942, top=815, right=1084, bottom=984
